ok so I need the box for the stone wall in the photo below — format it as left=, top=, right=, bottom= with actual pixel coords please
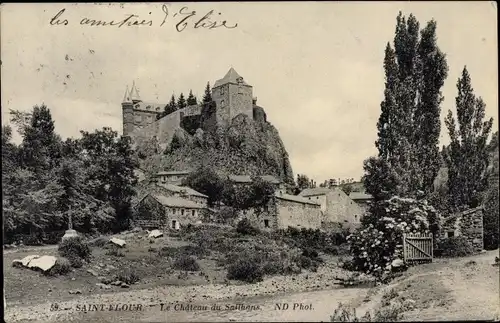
left=228, top=83, right=253, bottom=121
left=133, top=195, right=168, bottom=229
left=324, top=189, right=363, bottom=226
left=213, top=84, right=231, bottom=126
left=276, top=198, right=322, bottom=230
left=235, top=201, right=278, bottom=231
left=441, top=207, right=484, bottom=252
left=133, top=194, right=205, bottom=230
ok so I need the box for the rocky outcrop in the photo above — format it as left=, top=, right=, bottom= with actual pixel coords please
left=137, top=109, right=295, bottom=185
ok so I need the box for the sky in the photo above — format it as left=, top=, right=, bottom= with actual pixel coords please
left=1, top=2, right=498, bottom=183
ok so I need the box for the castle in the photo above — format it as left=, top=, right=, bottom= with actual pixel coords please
left=121, top=68, right=257, bottom=148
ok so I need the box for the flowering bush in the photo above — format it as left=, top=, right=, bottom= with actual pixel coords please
left=347, top=196, right=440, bottom=277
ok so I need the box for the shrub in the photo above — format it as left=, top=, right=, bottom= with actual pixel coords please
left=88, top=237, right=107, bottom=248
left=172, top=255, right=201, bottom=271
left=330, top=303, right=372, bottom=322
left=116, top=270, right=140, bottom=285
left=106, top=247, right=125, bottom=257
left=227, top=258, right=263, bottom=283
left=236, top=218, right=260, bottom=235
left=58, top=237, right=91, bottom=267
left=261, top=260, right=284, bottom=275
left=347, top=197, right=440, bottom=277
left=437, top=236, right=474, bottom=257
left=44, top=258, right=72, bottom=276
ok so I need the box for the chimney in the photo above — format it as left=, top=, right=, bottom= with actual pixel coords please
left=252, top=97, right=257, bottom=105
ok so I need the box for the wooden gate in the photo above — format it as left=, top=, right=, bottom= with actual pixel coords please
left=403, top=233, right=433, bottom=264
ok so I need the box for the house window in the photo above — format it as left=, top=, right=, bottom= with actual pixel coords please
left=264, top=219, right=270, bottom=228
left=171, top=220, right=177, bottom=229
left=172, top=209, right=176, bottom=215
left=181, top=209, right=185, bottom=215
left=447, top=231, right=455, bottom=238
left=308, top=197, right=311, bottom=200
left=192, top=210, right=195, bottom=216
left=316, top=197, right=319, bottom=199
left=355, top=215, right=358, bottom=221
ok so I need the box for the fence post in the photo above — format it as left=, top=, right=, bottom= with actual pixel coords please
left=402, top=233, right=407, bottom=262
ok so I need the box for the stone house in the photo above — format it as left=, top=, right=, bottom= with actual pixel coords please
left=441, top=206, right=484, bottom=252
left=154, top=170, right=191, bottom=186
left=348, top=192, right=374, bottom=215
left=238, top=192, right=322, bottom=231
left=156, top=183, right=208, bottom=206
left=133, top=193, right=206, bottom=230
left=299, top=187, right=364, bottom=229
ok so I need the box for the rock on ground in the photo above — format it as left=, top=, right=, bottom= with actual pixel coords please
left=109, top=238, right=126, bottom=247
left=27, top=256, right=57, bottom=272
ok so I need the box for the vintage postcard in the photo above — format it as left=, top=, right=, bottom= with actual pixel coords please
left=1, top=2, right=498, bottom=322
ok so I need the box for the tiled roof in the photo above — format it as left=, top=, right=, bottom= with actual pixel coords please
left=214, top=68, right=251, bottom=88
left=228, top=175, right=281, bottom=184
left=156, top=170, right=191, bottom=176
left=156, top=183, right=208, bottom=198
left=298, top=187, right=334, bottom=197
left=275, top=192, right=320, bottom=206
left=152, top=194, right=205, bottom=209
left=349, top=192, right=374, bottom=200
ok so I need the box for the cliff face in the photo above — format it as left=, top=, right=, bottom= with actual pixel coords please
left=136, top=108, right=295, bottom=185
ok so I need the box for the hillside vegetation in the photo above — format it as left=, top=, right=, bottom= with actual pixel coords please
left=136, top=108, right=295, bottom=185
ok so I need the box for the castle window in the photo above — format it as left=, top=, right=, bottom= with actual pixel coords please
left=238, top=86, right=243, bottom=94
left=192, top=210, right=195, bottom=216
left=221, top=100, right=225, bottom=107
left=264, top=219, right=270, bottom=228
left=220, top=87, right=225, bottom=95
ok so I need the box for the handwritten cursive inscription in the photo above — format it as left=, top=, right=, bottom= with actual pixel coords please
left=48, top=5, right=238, bottom=32
left=160, top=5, right=238, bottom=32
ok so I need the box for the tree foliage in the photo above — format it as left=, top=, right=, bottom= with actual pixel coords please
left=177, top=93, right=187, bottom=110
left=444, top=67, right=494, bottom=210
left=202, top=82, right=212, bottom=103
left=368, top=12, right=449, bottom=200
left=3, top=107, right=138, bottom=243
left=187, top=90, right=197, bottom=106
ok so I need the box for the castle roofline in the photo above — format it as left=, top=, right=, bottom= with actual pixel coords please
left=130, top=81, right=141, bottom=102
left=213, top=67, right=251, bottom=88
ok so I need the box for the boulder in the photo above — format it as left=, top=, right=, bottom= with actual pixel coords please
left=62, top=229, right=79, bottom=241
left=21, top=255, right=40, bottom=267
left=69, top=289, right=82, bottom=294
left=120, top=282, right=130, bottom=288
left=109, top=237, right=126, bottom=247
left=96, top=283, right=111, bottom=290
left=148, top=230, right=163, bottom=239
left=110, top=280, right=122, bottom=286
left=391, top=258, right=404, bottom=268
left=27, top=255, right=57, bottom=272
left=87, top=269, right=99, bottom=277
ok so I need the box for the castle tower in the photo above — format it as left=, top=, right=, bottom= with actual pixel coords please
left=122, top=85, right=135, bottom=136
left=212, top=68, right=254, bottom=126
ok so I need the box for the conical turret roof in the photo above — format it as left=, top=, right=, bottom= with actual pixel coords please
left=214, top=67, right=250, bottom=88
left=130, top=81, right=141, bottom=102
left=122, top=85, right=132, bottom=103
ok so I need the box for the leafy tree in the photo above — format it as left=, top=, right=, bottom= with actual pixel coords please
left=79, top=127, right=138, bottom=231
left=177, top=93, right=187, bottom=110
left=17, top=105, right=63, bottom=174
left=187, top=90, right=198, bottom=106
left=182, top=166, right=225, bottom=207
left=362, top=157, right=402, bottom=201
left=202, top=82, right=212, bottom=103
left=368, top=12, right=448, bottom=200
left=341, top=184, right=353, bottom=196
left=444, top=67, right=493, bottom=210
left=296, top=174, right=311, bottom=191
left=483, top=132, right=499, bottom=249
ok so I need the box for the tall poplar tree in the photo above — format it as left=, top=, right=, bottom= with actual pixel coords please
left=444, top=67, right=493, bottom=209
left=365, top=12, right=448, bottom=200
